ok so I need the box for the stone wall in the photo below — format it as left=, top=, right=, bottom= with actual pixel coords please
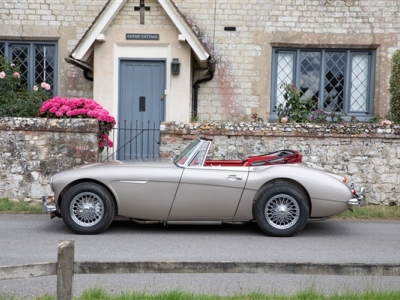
left=1, top=118, right=399, bottom=206
left=160, top=121, right=400, bottom=205
left=0, top=118, right=99, bottom=201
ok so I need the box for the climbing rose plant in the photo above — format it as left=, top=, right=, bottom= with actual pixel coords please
left=0, top=55, right=51, bottom=117
left=39, top=97, right=116, bottom=152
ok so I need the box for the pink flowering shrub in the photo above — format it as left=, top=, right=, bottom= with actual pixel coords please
left=39, top=97, right=116, bottom=152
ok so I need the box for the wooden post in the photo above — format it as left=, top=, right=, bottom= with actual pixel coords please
left=57, top=240, right=75, bottom=300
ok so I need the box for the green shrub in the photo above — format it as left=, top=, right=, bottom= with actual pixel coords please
left=275, top=82, right=314, bottom=123
left=0, top=56, right=51, bottom=117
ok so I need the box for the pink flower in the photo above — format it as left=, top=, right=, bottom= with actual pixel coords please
left=281, top=116, right=288, bottom=123
left=33, top=85, right=38, bottom=91
left=39, top=97, right=116, bottom=150
left=0, top=71, right=5, bottom=79
left=380, top=119, right=393, bottom=125
left=13, top=72, right=20, bottom=78
left=41, top=82, right=51, bottom=90
left=49, top=107, right=58, bottom=114
left=55, top=111, right=64, bottom=117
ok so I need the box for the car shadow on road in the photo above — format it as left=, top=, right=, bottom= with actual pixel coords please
left=104, top=219, right=350, bottom=237
left=107, top=220, right=262, bottom=236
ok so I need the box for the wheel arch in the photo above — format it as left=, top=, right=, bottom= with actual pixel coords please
left=252, top=178, right=312, bottom=217
left=57, top=179, right=118, bottom=216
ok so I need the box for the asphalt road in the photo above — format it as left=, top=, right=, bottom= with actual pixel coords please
left=1, top=214, right=400, bottom=298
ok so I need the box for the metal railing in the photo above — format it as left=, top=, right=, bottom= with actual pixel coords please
left=100, top=120, right=161, bottom=161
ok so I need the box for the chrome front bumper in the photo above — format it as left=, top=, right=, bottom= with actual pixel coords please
left=348, top=183, right=366, bottom=208
left=42, top=195, right=57, bottom=218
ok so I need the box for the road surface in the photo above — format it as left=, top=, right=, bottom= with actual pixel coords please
left=1, top=214, right=400, bottom=298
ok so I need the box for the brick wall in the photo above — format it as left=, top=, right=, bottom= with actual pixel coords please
left=0, top=118, right=99, bottom=201
left=160, top=121, right=400, bottom=205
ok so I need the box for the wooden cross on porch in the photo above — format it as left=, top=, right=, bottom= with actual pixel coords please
left=134, top=0, right=150, bottom=24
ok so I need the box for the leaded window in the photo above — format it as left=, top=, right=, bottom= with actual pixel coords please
left=271, top=48, right=375, bottom=119
left=0, top=41, right=57, bottom=95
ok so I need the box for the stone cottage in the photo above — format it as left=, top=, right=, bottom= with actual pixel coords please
left=1, top=0, right=398, bottom=124
left=1, top=0, right=399, bottom=204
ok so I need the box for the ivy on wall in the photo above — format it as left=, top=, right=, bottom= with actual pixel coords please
left=389, top=50, right=400, bottom=124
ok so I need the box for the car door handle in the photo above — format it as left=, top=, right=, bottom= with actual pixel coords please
left=227, top=175, right=242, bottom=181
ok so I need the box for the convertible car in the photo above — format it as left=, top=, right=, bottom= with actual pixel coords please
left=43, top=139, right=365, bottom=237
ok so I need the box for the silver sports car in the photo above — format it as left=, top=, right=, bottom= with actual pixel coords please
left=43, top=139, right=365, bottom=237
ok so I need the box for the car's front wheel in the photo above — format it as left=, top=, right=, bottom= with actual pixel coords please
left=254, top=180, right=309, bottom=237
left=60, top=182, right=115, bottom=234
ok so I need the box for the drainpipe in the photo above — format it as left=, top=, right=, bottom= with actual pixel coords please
left=192, top=58, right=216, bottom=120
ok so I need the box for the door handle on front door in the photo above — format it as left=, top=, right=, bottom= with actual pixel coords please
left=227, top=175, right=242, bottom=181
left=139, top=96, right=145, bottom=111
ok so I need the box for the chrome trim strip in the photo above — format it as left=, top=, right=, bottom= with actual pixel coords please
left=119, top=181, right=148, bottom=184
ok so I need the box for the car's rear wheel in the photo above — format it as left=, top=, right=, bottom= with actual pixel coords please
left=254, top=180, right=309, bottom=237
left=60, top=182, right=115, bottom=234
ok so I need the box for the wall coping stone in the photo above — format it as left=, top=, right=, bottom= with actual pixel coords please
left=0, top=117, right=98, bottom=133
left=161, top=122, right=400, bottom=138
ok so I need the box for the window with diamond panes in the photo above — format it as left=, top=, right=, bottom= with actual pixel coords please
left=0, top=41, right=57, bottom=95
left=271, top=49, right=375, bottom=119
left=0, top=43, right=5, bottom=57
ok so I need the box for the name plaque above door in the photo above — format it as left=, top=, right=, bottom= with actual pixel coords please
left=126, top=33, right=159, bottom=40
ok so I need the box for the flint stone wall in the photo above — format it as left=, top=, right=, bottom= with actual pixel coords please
left=1, top=119, right=399, bottom=205
left=0, top=118, right=99, bottom=202
left=160, top=122, right=400, bottom=205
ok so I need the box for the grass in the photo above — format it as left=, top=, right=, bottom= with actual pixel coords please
left=3, top=288, right=400, bottom=300
left=0, top=197, right=42, bottom=214
left=337, top=204, right=400, bottom=220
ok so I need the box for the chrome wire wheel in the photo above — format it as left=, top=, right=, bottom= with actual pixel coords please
left=69, top=192, right=104, bottom=227
left=265, top=194, right=300, bottom=230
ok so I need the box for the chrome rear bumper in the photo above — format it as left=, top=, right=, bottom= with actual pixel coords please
left=348, top=184, right=366, bottom=207
left=42, top=195, right=57, bottom=218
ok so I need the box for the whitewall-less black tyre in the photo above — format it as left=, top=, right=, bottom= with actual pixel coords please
left=254, top=180, right=309, bottom=237
left=60, top=182, right=115, bottom=234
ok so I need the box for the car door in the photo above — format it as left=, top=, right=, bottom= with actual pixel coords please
left=168, top=166, right=249, bottom=220
left=110, top=162, right=183, bottom=220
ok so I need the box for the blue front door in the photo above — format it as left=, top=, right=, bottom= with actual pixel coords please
left=118, top=60, right=166, bottom=160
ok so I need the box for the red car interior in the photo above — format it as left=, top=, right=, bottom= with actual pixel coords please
left=204, top=150, right=303, bottom=167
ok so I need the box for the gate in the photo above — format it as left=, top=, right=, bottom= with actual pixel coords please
left=101, top=120, right=160, bottom=161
